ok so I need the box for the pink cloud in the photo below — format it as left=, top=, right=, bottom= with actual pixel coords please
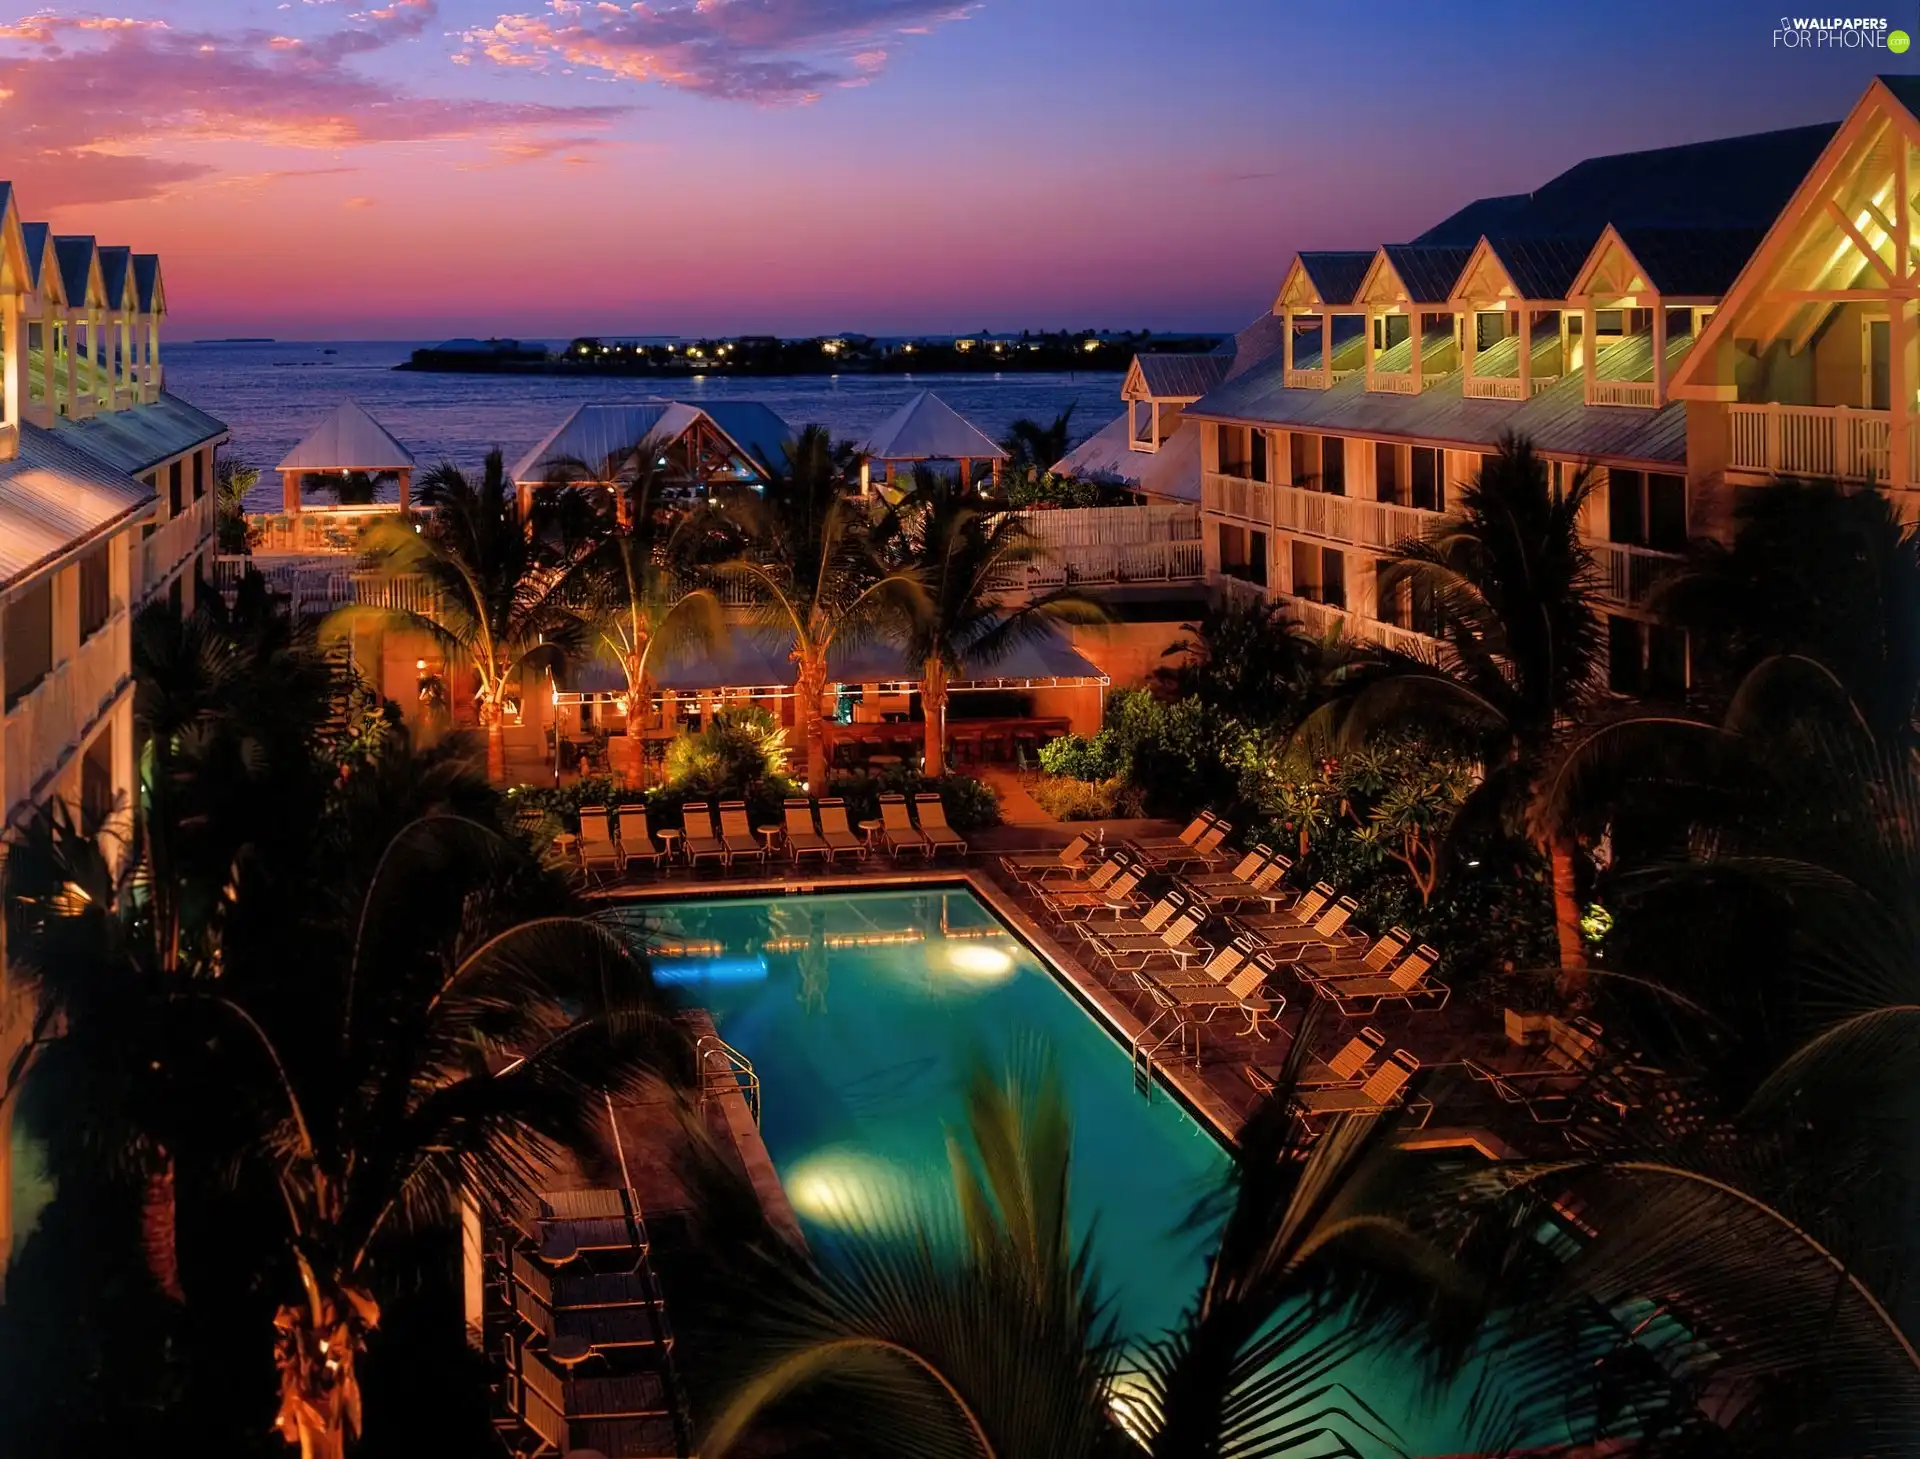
left=0, top=5, right=630, bottom=207
left=461, top=0, right=975, bottom=102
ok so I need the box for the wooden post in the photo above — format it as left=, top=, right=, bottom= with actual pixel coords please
left=1321, top=312, right=1332, bottom=386
left=396, top=468, right=411, bottom=513
left=1282, top=308, right=1294, bottom=377
left=1, top=291, right=19, bottom=434
left=958, top=457, right=970, bottom=492
left=1651, top=298, right=1668, bottom=405
left=1462, top=308, right=1476, bottom=391
left=1518, top=304, right=1532, bottom=394
left=1364, top=309, right=1376, bottom=388
left=859, top=458, right=872, bottom=496
left=282, top=470, right=302, bottom=514
left=991, top=458, right=1002, bottom=488
left=885, top=460, right=896, bottom=492
left=1892, top=299, right=1913, bottom=490
left=1580, top=304, right=1596, bottom=404
left=1409, top=310, right=1423, bottom=393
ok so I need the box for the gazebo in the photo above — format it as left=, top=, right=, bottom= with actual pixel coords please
left=855, top=390, right=1008, bottom=496
left=276, top=399, right=417, bottom=513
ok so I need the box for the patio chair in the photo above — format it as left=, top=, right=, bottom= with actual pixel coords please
left=1131, top=937, right=1249, bottom=1009
left=1232, top=882, right=1334, bottom=934
left=783, top=799, right=833, bottom=865
left=1463, top=1015, right=1604, bottom=1124
left=616, top=807, right=666, bottom=871
left=1079, top=907, right=1207, bottom=975
left=577, top=808, right=623, bottom=881
left=816, top=798, right=870, bottom=862
left=1313, top=945, right=1449, bottom=1016
left=1240, top=897, right=1362, bottom=957
left=913, top=794, right=968, bottom=858
left=1292, top=926, right=1410, bottom=976
left=718, top=801, right=767, bottom=867
left=1076, top=889, right=1193, bottom=944
left=879, top=793, right=933, bottom=860
left=1156, top=958, right=1284, bottom=1040
left=1292, top=1050, right=1423, bottom=1131
left=1131, top=813, right=1215, bottom=855
left=679, top=802, right=728, bottom=870
left=1185, top=851, right=1293, bottom=910
left=1177, top=845, right=1272, bottom=896
left=1037, top=860, right=1146, bottom=921
left=1246, top=1026, right=1387, bottom=1096
left=1000, top=833, right=1092, bottom=882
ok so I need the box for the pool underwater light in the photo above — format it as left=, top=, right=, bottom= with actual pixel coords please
left=944, top=944, right=1015, bottom=981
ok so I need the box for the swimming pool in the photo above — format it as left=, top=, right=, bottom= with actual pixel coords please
left=631, top=886, right=1579, bottom=1455
left=635, top=886, right=1227, bottom=1340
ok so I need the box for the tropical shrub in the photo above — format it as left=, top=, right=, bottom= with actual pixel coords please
left=661, top=706, right=792, bottom=796
left=1036, top=731, right=1117, bottom=781
left=1029, top=774, right=1138, bottom=821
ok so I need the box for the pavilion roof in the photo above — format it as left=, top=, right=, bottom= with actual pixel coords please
left=858, top=391, right=1007, bottom=462
left=277, top=400, right=416, bottom=473
left=508, top=399, right=793, bottom=484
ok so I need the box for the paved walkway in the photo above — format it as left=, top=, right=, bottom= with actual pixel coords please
left=979, top=767, right=1054, bottom=827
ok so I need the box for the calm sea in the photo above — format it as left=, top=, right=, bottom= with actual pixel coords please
left=161, top=340, right=1123, bottom=512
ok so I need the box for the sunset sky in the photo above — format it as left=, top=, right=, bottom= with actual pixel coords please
left=0, top=0, right=1896, bottom=339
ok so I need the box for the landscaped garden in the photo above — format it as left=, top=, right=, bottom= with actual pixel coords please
left=3, top=432, right=1916, bottom=1457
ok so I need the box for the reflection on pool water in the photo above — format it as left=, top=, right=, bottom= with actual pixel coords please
left=629, top=887, right=1565, bottom=1456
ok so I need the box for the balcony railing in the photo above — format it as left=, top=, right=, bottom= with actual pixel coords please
left=133, top=492, right=214, bottom=602
left=1286, top=595, right=1438, bottom=658
left=4, top=607, right=131, bottom=818
left=1368, top=371, right=1426, bottom=396
left=245, top=504, right=408, bottom=556
left=1464, top=376, right=1525, bottom=401
left=1285, top=368, right=1327, bottom=390
left=1727, top=403, right=1893, bottom=484
left=1201, top=472, right=1276, bottom=525
left=1270, top=482, right=1445, bottom=552
left=1593, top=541, right=1683, bottom=607
left=1588, top=379, right=1659, bottom=408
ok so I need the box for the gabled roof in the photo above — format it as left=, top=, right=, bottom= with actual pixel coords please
left=1299, top=251, right=1375, bottom=306
left=277, top=400, right=415, bottom=473
left=1222, top=310, right=1290, bottom=380
left=19, top=222, right=53, bottom=296
left=54, top=236, right=102, bottom=308
left=1126, top=352, right=1231, bottom=401
left=53, top=392, right=229, bottom=476
left=1051, top=412, right=1204, bottom=503
left=1613, top=226, right=1767, bottom=299
left=1415, top=122, right=1839, bottom=243
left=96, top=246, right=132, bottom=311
left=859, top=390, right=1007, bottom=462
left=131, top=254, right=163, bottom=315
left=1485, top=235, right=1594, bottom=301
left=1380, top=244, right=1475, bottom=304
left=0, top=421, right=155, bottom=591
left=0, top=186, right=25, bottom=296
left=508, top=400, right=794, bottom=484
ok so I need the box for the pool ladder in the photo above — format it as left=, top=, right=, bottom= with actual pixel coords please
left=1131, top=1011, right=1189, bottom=1102
left=696, top=1034, right=762, bottom=1125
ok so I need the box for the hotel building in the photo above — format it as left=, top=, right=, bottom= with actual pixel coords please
left=0, top=181, right=228, bottom=1260
left=1069, top=75, right=1917, bottom=699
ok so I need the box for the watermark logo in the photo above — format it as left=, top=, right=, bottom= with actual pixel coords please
left=1773, top=16, right=1908, bottom=48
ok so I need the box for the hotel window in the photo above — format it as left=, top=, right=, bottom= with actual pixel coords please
left=1375, top=442, right=1402, bottom=505
left=1410, top=447, right=1444, bottom=512
left=1216, top=425, right=1252, bottom=477
left=1290, top=432, right=1315, bottom=487
left=1608, top=470, right=1687, bottom=551
left=193, top=450, right=206, bottom=500
left=168, top=460, right=184, bottom=516
left=81, top=725, right=114, bottom=832
left=79, top=544, right=111, bottom=641
left=1375, top=562, right=1405, bottom=626
left=1320, top=437, right=1346, bottom=496
left=1372, top=314, right=1411, bottom=352
left=1249, top=429, right=1269, bottom=484
left=1321, top=547, right=1346, bottom=607
left=1217, top=524, right=1266, bottom=586
left=5, top=580, right=54, bottom=710
left=1292, top=543, right=1344, bottom=606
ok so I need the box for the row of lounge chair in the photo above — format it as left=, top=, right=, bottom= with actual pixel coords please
left=573, top=793, right=967, bottom=879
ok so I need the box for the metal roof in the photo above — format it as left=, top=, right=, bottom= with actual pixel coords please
left=1286, top=316, right=1367, bottom=371
left=1222, top=311, right=1290, bottom=380
left=277, top=400, right=416, bottom=473
left=1051, top=413, right=1204, bottom=503
left=0, top=422, right=154, bottom=590
left=1188, top=349, right=1686, bottom=467
left=20, top=222, right=49, bottom=293
left=1416, top=122, right=1838, bottom=243
left=1612, top=225, right=1767, bottom=298
left=859, top=391, right=1007, bottom=462
left=508, top=400, right=794, bottom=484
left=1484, top=235, right=1595, bottom=301
left=53, top=392, right=228, bottom=476
left=131, top=254, right=161, bottom=314
left=1298, top=251, right=1374, bottom=305
left=96, top=246, right=131, bottom=311
left=53, top=236, right=93, bottom=305
left=1134, top=352, right=1231, bottom=399
left=1382, top=244, right=1475, bottom=303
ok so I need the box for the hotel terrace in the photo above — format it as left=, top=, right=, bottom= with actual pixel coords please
left=0, top=182, right=228, bottom=1258
left=1063, top=75, right=1920, bottom=698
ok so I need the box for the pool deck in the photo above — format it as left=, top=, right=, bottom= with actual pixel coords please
left=589, top=822, right=1540, bottom=1162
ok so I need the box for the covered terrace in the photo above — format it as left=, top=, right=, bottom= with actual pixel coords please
left=856, top=390, right=1007, bottom=496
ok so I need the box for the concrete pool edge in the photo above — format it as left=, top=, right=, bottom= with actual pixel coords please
left=602, top=869, right=1248, bottom=1152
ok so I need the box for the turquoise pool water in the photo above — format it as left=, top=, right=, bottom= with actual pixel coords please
left=631, top=887, right=1582, bottom=1455
left=635, top=887, right=1228, bottom=1340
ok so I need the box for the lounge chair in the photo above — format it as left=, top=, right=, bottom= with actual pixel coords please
left=1130, top=813, right=1215, bottom=856
left=1313, top=945, right=1448, bottom=1015
left=1132, top=938, right=1248, bottom=1009
left=1138, top=816, right=1233, bottom=871
left=1246, top=1026, right=1387, bottom=1095
left=1156, top=959, right=1284, bottom=1040
left=1079, top=908, right=1207, bottom=975
left=783, top=799, right=833, bottom=865
left=1293, top=1050, right=1422, bottom=1131
left=816, top=798, right=869, bottom=862
left=578, top=807, right=623, bottom=881
left=879, top=794, right=933, bottom=860
left=1463, top=1015, right=1604, bottom=1123
left=1038, top=861, right=1146, bottom=921
left=718, top=801, right=766, bottom=866
left=1077, top=889, right=1192, bottom=944
left=1178, top=845, right=1273, bottom=896
left=1241, top=897, right=1362, bottom=957
left=1001, top=833, right=1093, bottom=883
left=1292, top=926, right=1410, bottom=975
left=1233, top=882, right=1334, bottom=934
left=913, top=794, right=968, bottom=858
left=679, top=802, right=728, bottom=869
left=1188, top=852, right=1293, bottom=911
left=616, top=807, right=667, bottom=871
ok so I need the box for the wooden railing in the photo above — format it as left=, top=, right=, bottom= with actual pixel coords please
left=1269, top=482, right=1445, bottom=552
left=245, top=504, right=407, bottom=556
left=4, top=608, right=130, bottom=818
left=1201, top=472, right=1276, bottom=525
left=1368, top=371, right=1424, bottom=396
left=1009, top=503, right=1200, bottom=548
left=133, top=492, right=213, bottom=602
left=1285, top=368, right=1328, bottom=390
left=1593, top=541, right=1683, bottom=607
left=1588, top=379, right=1658, bottom=408
left=1464, top=376, right=1525, bottom=401
left=1287, top=595, right=1439, bottom=658
left=1727, top=403, right=1893, bottom=484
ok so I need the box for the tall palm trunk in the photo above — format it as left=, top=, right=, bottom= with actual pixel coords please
left=921, top=658, right=950, bottom=778
left=624, top=651, right=651, bottom=788
left=1548, top=831, right=1587, bottom=994
left=141, top=1150, right=184, bottom=1302
left=275, top=1258, right=375, bottom=1459
left=479, top=702, right=506, bottom=783
left=796, top=652, right=830, bottom=790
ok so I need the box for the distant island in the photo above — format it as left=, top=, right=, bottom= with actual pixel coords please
left=397, top=330, right=1227, bottom=376
left=194, top=336, right=277, bottom=344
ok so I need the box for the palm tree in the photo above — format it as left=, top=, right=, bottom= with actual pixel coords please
left=708, top=425, right=926, bottom=789
left=1312, top=433, right=1604, bottom=989
left=349, top=450, right=587, bottom=782
left=1151, top=595, right=1336, bottom=728
left=1000, top=404, right=1076, bottom=472
left=700, top=1044, right=1464, bottom=1459
left=315, top=469, right=397, bottom=507
left=892, top=474, right=1101, bottom=776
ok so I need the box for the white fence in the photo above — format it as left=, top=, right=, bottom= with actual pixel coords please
left=1727, top=403, right=1892, bottom=484
left=133, top=492, right=214, bottom=603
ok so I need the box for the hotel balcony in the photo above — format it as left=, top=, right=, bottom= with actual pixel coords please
left=132, top=491, right=213, bottom=603
left=1581, top=321, right=1696, bottom=410
left=4, top=607, right=131, bottom=820
left=1366, top=327, right=1455, bottom=396
left=1202, top=472, right=1447, bottom=553
left=1593, top=540, right=1683, bottom=608
left=1725, top=402, right=1903, bottom=485
left=246, top=503, right=409, bottom=556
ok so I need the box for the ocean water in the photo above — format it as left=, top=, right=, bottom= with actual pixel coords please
left=161, top=340, right=1122, bottom=513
